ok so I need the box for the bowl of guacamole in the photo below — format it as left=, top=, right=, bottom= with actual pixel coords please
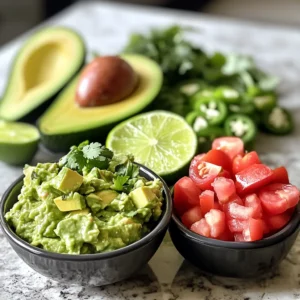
left=0, top=141, right=172, bottom=286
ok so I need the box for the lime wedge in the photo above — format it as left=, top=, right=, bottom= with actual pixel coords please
left=0, top=121, right=40, bottom=165
left=106, top=111, right=197, bottom=182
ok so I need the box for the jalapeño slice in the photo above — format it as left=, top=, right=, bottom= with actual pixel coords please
left=224, top=114, right=257, bottom=144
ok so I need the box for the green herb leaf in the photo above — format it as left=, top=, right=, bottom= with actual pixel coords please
left=113, top=176, right=130, bottom=191
left=59, top=141, right=113, bottom=173
left=82, top=142, right=102, bottom=159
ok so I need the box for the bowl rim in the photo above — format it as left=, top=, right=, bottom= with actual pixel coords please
left=0, top=163, right=172, bottom=260
left=171, top=204, right=300, bottom=249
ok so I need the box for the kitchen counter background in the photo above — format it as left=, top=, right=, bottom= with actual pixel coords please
left=0, top=1, right=300, bottom=299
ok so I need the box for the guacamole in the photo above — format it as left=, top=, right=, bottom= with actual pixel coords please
left=5, top=141, right=164, bottom=254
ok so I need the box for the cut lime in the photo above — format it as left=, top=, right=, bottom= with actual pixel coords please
left=106, top=111, right=198, bottom=182
left=0, top=121, right=40, bottom=165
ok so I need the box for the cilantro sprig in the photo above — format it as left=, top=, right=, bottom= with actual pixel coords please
left=59, top=141, right=113, bottom=173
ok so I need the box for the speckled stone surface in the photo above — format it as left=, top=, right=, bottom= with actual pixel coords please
left=0, top=2, right=300, bottom=299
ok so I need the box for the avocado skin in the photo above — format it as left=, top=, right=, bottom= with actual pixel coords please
left=0, top=27, right=86, bottom=123
left=38, top=104, right=151, bottom=153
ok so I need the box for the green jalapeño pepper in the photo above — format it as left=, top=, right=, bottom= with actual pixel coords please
left=228, top=102, right=255, bottom=116
left=193, top=98, right=228, bottom=126
left=262, top=106, right=293, bottom=135
left=213, top=86, right=240, bottom=104
left=224, top=114, right=257, bottom=144
left=185, top=111, right=209, bottom=133
left=253, top=93, right=277, bottom=111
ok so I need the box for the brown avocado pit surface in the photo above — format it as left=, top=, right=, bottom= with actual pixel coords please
left=75, top=56, right=138, bottom=107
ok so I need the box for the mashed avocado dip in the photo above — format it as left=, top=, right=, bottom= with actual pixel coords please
left=5, top=141, right=164, bottom=254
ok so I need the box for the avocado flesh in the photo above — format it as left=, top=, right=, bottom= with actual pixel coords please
left=0, top=27, right=85, bottom=121
left=130, top=186, right=157, bottom=209
left=53, top=167, right=83, bottom=194
left=54, top=193, right=86, bottom=212
left=38, top=54, right=163, bottom=152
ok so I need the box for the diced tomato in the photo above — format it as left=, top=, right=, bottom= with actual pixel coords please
left=227, top=219, right=248, bottom=233
left=212, top=137, right=244, bottom=161
left=189, top=158, right=222, bottom=190
left=212, top=177, right=236, bottom=204
left=202, top=149, right=232, bottom=173
left=244, top=193, right=263, bottom=219
left=181, top=206, right=202, bottom=228
left=261, top=219, right=271, bottom=235
left=235, top=164, right=273, bottom=194
left=222, top=194, right=243, bottom=215
left=214, top=201, right=222, bottom=210
left=219, top=169, right=233, bottom=179
left=226, top=202, right=253, bottom=220
left=199, top=190, right=215, bottom=215
left=271, top=166, right=289, bottom=184
left=234, top=233, right=246, bottom=242
left=259, top=183, right=300, bottom=215
left=232, top=155, right=243, bottom=175
left=265, top=210, right=293, bottom=231
left=190, top=218, right=211, bottom=237
left=243, top=218, right=264, bottom=241
left=218, top=227, right=234, bottom=241
left=173, top=177, right=202, bottom=216
left=232, top=151, right=261, bottom=174
left=204, top=209, right=226, bottom=238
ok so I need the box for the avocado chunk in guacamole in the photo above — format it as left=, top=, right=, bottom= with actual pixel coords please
left=5, top=141, right=164, bottom=254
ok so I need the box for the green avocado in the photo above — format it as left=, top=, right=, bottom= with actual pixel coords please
left=53, top=167, right=83, bottom=193
left=130, top=186, right=157, bottom=209
left=54, top=192, right=86, bottom=212
left=0, top=27, right=86, bottom=122
left=38, top=54, right=163, bottom=153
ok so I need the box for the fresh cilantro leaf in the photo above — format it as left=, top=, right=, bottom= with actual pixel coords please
left=59, top=141, right=113, bottom=174
left=113, top=176, right=129, bottom=191
left=65, top=150, right=86, bottom=171
left=82, top=142, right=102, bottom=159
left=87, top=156, right=110, bottom=171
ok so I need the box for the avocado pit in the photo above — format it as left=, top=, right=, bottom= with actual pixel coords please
left=75, top=56, right=138, bottom=107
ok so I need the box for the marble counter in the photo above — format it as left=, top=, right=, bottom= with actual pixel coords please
left=0, top=2, right=300, bottom=299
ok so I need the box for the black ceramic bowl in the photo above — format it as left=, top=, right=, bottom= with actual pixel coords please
left=169, top=204, right=300, bottom=278
left=0, top=164, right=172, bottom=286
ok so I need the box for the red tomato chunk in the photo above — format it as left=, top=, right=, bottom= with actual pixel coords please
left=235, top=164, right=273, bottom=194
left=244, top=194, right=263, bottom=219
left=227, top=219, right=248, bottom=233
left=212, top=177, right=236, bottom=204
left=226, top=202, right=254, bottom=220
left=232, top=151, right=261, bottom=174
left=205, top=209, right=226, bottom=238
left=259, top=183, right=299, bottom=215
left=212, top=137, right=244, bottom=161
left=243, top=218, right=264, bottom=242
left=189, top=160, right=222, bottom=190
left=202, top=149, right=232, bottom=173
left=174, top=176, right=201, bottom=216
left=199, top=190, right=215, bottom=215
left=181, top=206, right=202, bottom=228
left=265, top=210, right=293, bottom=231
left=190, top=218, right=211, bottom=237
left=271, top=166, right=289, bottom=184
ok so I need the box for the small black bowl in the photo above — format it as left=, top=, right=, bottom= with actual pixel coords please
left=0, top=164, right=172, bottom=286
left=169, top=204, right=300, bottom=278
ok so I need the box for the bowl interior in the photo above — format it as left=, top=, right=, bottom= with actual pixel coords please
left=0, top=163, right=172, bottom=260
left=172, top=204, right=300, bottom=249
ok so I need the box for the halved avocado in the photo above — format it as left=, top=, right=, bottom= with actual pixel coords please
left=38, top=54, right=163, bottom=153
left=0, top=27, right=86, bottom=122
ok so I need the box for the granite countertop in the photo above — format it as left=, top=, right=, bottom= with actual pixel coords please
left=0, top=2, right=300, bottom=299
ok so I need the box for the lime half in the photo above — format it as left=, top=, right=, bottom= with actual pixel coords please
left=0, top=121, right=40, bottom=165
left=106, top=111, right=197, bottom=182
